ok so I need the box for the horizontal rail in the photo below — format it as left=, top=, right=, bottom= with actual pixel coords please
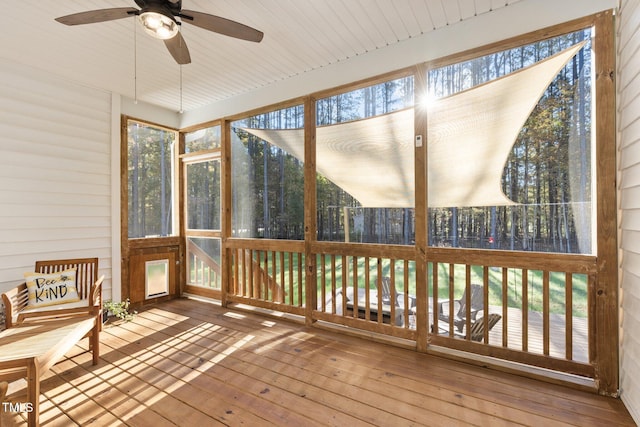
left=311, top=241, right=415, bottom=259
left=227, top=238, right=305, bottom=252
left=428, top=247, right=597, bottom=274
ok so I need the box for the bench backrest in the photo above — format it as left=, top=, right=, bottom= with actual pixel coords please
left=34, top=258, right=99, bottom=300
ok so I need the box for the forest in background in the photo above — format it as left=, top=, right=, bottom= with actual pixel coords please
left=128, top=121, right=175, bottom=239
left=128, top=30, right=593, bottom=255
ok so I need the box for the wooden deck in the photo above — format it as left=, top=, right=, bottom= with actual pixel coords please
left=1, top=298, right=634, bottom=426
left=329, top=295, right=590, bottom=362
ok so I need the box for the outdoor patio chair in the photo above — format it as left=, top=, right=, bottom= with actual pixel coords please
left=379, top=276, right=393, bottom=305
left=438, top=283, right=484, bottom=331
left=453, top=313, right=502, bottom=342
left=378, top=277, right=416, bottom=310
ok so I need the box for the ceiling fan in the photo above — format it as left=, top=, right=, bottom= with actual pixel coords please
left=55, top=0, right=264, bottom=65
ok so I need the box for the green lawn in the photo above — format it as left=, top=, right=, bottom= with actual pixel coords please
left=237, top=252, right=588, bottom=317
left=427, top=263, right=588, bottom=317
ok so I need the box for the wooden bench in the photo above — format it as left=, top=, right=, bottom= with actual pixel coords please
left=2, top=258, right=103, bottom=329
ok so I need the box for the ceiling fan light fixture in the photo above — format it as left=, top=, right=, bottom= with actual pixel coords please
left=55, top=1, right=264, bottom=67
left=139, top=10, right=178, bottom=40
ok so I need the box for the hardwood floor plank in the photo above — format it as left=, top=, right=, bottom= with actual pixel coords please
left=106, top=313, right=376, bottom=426
left=100, top=325, right=330, bottom=425
left=1, top=298, right=634, bottom=426
left=139, top=299, right=632, bottom=426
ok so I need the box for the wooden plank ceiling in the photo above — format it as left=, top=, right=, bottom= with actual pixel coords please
left=0, top=0, right=520, bottom=113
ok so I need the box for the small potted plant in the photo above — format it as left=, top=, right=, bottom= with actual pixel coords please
left=103, top=299, right=136, bottom=323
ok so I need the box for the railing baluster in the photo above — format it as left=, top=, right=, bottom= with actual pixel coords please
left=263, top=251, right=269, bottom=300
left=352, top=256, right=358, bottom=319
left=288, top=252, right=294, bottom=306
left=320, top=254, right=326, bottom=310
left=364, top=257, right=371, bottom=321
left=250, top=250, right=256, bottom=298
left=566, top=272, right=573, bottom=360
left=278, top=251, right=283, bottom=300
left=502, top=267, right=509, bottom=347
left=447, top=263, right=455, bottom=335
left=326, top=254, right=331, bottom=309
left=464, top=265, right=472, bottom=338
left=342, top=255, right=348, bottom=317
left=432, top=262, right=439, bottom=334
left=376, top=258, right=383, bottom=324
left=483, top=265, right=489, bottom=343
left=522, top=268, right=529, bottom=352
left=241, top=249, right=247, bottom=296
left=403, top=259, right=410, bottom=328
left=543, top=270, right=550, bottom=356
left=297, top=252, right=303, bottom=307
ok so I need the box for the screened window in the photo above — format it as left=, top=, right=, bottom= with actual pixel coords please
left=426, top=30, right=593, bottom=254
left=186, top=158, right=221, bottom=230
left=127, top=120, right=177, bottom=238
left=185, top=126, right=221, bottom=153
left=315, top=76, right=415, bottom=244
left=231, top=105, right=305, bottom=239
left=183, top=125, right=223, bottom=290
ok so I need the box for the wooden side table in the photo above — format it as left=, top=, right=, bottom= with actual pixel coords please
left=0, top=316, right=99, bottom=426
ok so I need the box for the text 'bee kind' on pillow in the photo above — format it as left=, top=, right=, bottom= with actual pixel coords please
left=24, top=268, right=80, bottom=308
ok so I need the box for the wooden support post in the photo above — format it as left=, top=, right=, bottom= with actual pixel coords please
left=304, top=96, right=318, bottom=325
left=414, top=64, right=429, bottom=352
left=593, top=10, right=618, bottom=396
left=176, top=131, right=186, bottom=298
left=221, top=119, right=232, bottom=307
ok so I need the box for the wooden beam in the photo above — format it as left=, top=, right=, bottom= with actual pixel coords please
left=593, top=9, right=618, bottom=397
left=120, top=116, right=130, bottom=302
left=414, top=63, right=429, bottom=352
left=177, top=131, right=186, bottom=297
left=221, top=119, right=233, bottom=307
left=304, top=96, right=318, bottom=326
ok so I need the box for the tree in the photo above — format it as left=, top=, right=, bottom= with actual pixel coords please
left=426, top=30, right=592, bottom=253
left=128, top=122, right=176, bottom=238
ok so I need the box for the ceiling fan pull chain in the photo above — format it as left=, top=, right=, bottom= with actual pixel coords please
left=179, top=63, right=183, bottom=114
left=134, top=15, right=138, bottom=104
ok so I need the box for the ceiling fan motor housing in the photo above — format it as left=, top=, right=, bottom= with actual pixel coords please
left=139, top=3, right=180, bottom=40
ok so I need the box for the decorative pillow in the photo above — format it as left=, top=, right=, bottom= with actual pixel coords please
left=24, top=268, right=80, bottom=308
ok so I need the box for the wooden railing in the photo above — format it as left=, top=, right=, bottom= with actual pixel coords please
left=425, top=247, right=597, bottom=377
left=227, top=239, right=305, bottom=316
left=187, top=240, right=221, bottom=289
left=223, top=238, right=598, bottom=379
left=312, top=242, right=416, bottom=340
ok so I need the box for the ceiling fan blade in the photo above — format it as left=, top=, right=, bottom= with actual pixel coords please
left=55, top=8, right=138, bottom=25
left=164, top=32, right=191, bottom=65
left=180, top=10, right=263, bottom=43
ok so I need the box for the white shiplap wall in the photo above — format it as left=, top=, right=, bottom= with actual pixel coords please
left=618, top=0, right=640, bottom=423
left=0, top=61, right=113, bottom=298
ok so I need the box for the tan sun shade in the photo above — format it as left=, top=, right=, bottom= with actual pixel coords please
left=242, top=42, right=585, bottom=208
